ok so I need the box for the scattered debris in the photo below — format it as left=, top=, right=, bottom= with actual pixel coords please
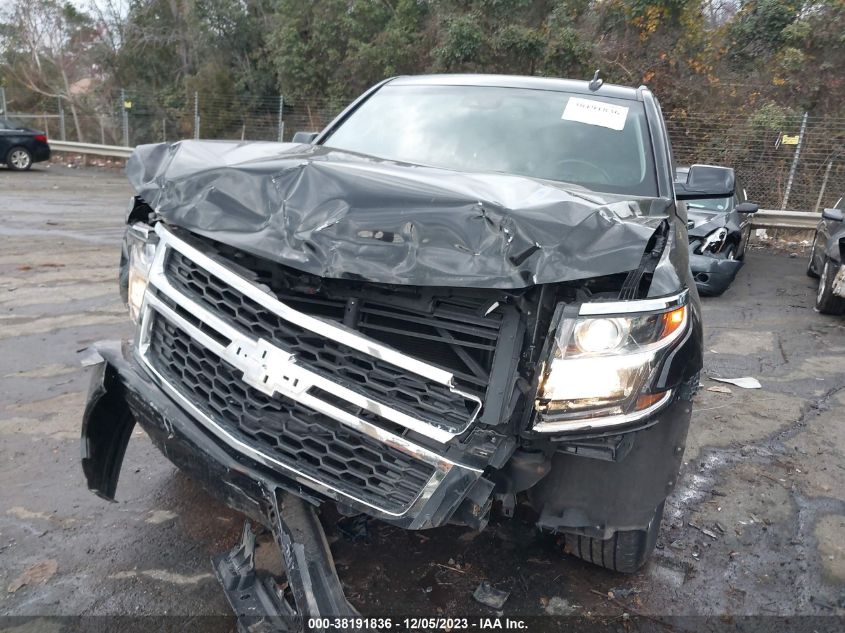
left=543, top=596, right=580, bottom=615
left=457, top=531, right=480, bottom=543
left=714, top=521, right=727, bottom=534
left=7, top=559, right=58, bottom=593
left=711, top=376, right=762, bottom=389
left=473, top=581, right=510, bottom=609
left=145, top=510, right=177, bottom=524
left=336, top=515, right=371, bottom=543
left=669, top=539, right=686, bottom=550
left=688, top=521, right=719, bottom=540
left=435, top=563, right=465, bottom=574
left=707, top=385, right=732, bottom=394
left=608, top=587, right=640, bottom=599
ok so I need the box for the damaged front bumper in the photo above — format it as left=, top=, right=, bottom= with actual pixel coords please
left=688, top=253, right=743, bottom=296
left=81, top=341, right=486, bottom=530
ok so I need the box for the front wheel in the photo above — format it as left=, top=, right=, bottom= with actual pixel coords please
left=6, top=146, right=33, bottom=171
left=816, top=257, right=845, bottom=315
left=561, top=501, right=664, bottom=573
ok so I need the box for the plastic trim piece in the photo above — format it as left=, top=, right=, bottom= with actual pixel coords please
left=578, top=289, right=689, bottom=316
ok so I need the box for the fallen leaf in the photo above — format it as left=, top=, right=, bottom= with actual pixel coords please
left=707, top=385, right=732, bottom=394
left=7, top=559, right=58, bottom=593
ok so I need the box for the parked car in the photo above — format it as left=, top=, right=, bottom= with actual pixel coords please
left=0, top=118, right=51, bottom=170
left=82, top=75, right=710, bottom=615
left=807, top=196, right=845, bottom=315
left=675, top=165, right=758, bottom=295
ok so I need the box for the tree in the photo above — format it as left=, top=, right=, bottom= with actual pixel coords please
left=0, top=0, right=98, bottom=140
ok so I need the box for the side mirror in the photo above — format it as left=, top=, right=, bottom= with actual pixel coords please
left=676, top=164, right=736, bottom=200
left=736, top=202, right=759, bottom=214
left=822, top=208, right=844, bottom=222
left=292, top=131, right=319, bottom=144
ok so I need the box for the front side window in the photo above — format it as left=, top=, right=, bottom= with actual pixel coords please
left=685, top=197, right=732, bottom=212
left=324, top=85, right=658, bottom=197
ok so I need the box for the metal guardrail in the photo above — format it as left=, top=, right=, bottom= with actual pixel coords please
left=751, top=209, right=820, bottom=230
left=45, top=141, right=827, bottom=231
left=49, top=140, right=134, bottom=159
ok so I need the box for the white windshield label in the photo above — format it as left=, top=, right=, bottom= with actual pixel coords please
left=561, top=97, right=629, bottom=131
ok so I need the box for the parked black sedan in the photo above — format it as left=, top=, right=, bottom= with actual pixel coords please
left=807, top=196, right=845, bottom=315
left=676, top=165, right=758, bottom=295
left=0, top=118, right=51, bottom=171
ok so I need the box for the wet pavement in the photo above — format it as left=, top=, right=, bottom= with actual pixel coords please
left=1, top=165, right=844, bottom=626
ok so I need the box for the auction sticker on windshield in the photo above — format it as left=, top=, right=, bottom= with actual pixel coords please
left=562, top=97, right=629, bottom=131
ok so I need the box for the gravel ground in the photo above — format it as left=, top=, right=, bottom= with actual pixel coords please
left=1, top=164, right=843, bottom=630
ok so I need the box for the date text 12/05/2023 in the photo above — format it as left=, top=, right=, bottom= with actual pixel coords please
left=307, top=617, right=530, bottom=630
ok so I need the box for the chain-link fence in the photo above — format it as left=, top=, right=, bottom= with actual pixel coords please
left=666, top=111, right=844, bottom=213
left=4, top=87, right=843, bottom=212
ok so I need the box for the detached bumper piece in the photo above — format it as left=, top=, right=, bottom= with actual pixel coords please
left=213, top=493, right=357, bottom=633
left=688, top=253, right=743, bottom=296
left=82, top=346, right=369, bottom=632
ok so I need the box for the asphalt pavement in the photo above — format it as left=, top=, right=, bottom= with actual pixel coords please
left=1, top=164, right=843, bottom=628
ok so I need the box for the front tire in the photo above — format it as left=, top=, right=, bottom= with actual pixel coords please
left=816, top=257, right=845, bottom=315
left=561, top=501, right=664, bottom=573
left=6, top=146, right=33, bottom=171
left=806, top=234, right=820, bottom=278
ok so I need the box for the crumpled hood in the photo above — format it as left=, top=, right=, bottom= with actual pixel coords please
left=126, top=140, right=673, bottom=288
left=687, top=209, right=728, bottom=239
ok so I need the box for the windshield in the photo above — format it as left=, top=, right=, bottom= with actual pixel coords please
left=686, top=197, right=732, bottom=212
left=323, top=85, right=658, bottom=197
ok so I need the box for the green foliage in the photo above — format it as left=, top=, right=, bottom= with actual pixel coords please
left=434, top=14, right=488, bottom=70
left=1, top=0, right=842, bottom=141
left=728, top=0, right=802, bottom=64
left=747, top=102, right=800, bottom=131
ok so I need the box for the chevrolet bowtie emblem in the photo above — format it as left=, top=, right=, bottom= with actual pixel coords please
left=228, top=338, right=310, bottom=398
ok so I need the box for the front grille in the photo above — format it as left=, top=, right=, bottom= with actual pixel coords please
left=147, top=315, right=435, bottom=512
left=165, top=249, right=501, bottom=434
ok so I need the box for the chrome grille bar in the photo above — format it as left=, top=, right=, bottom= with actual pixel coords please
left=150, top=224, right=482, bottom=439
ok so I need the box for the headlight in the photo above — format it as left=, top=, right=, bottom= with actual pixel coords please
left=534, top=291, right=689, bottom=432
left=124, top=223, right=157, bottom=323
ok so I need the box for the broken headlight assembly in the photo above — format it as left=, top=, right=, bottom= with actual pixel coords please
left=534, top=291, right=689, bottom=432
left=699, top=227, right=728, bottom=254
left=122, top=223, right=158, bottom=323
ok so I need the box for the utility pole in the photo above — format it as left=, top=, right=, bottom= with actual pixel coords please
left=781, top=111, right=808, bottom=211
left=121, top=89, right=129, bottom=147
left=278, top=95, right=285, bottom=142
left=0, top=87, right=7, bottom=118
left=194, top=91, right=200, bottom=140
left=58, top=97, right=66, bottom=141
left=813, top=160, right=834, bottom=214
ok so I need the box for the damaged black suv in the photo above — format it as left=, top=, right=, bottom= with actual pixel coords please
left=82, top=75, right=707, bottom=586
